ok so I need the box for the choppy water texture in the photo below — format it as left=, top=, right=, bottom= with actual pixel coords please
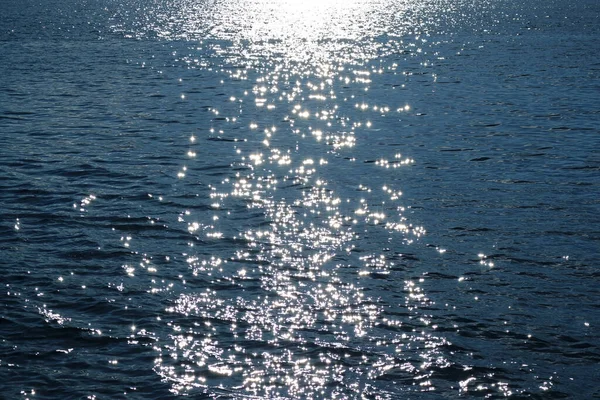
left=1, top=0, right=599, bottom=398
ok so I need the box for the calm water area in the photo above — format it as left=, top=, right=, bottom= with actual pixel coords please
left=1, top=0, right=599, bottom=398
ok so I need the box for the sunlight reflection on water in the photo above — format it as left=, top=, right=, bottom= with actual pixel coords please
left=111, top=0, right=506, bottom=397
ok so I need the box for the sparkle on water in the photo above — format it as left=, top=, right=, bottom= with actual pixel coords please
left=111, top=0, right=463, bottom=397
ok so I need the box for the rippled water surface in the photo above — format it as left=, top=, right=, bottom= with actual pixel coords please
left=1, top=0, right=599, bottom=398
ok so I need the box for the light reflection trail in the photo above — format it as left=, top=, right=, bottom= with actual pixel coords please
left=109, top=0, right=502, bottom=397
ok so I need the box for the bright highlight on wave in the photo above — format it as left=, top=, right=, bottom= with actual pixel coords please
left=113, top=0, right=424, bottom=63
left=135, top=0, right=447, bottom=396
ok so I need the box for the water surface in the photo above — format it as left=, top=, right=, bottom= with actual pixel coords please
left=1, top=0, right=599, bottom=398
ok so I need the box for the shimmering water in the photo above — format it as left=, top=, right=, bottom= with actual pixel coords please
left=1, top=0, right=599, bottom=398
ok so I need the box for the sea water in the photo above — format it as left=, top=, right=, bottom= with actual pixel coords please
left=1, top=0, right=599, bottom=398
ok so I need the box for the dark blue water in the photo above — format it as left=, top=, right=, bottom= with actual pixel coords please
left=1, top=0, right=599, bottom=398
